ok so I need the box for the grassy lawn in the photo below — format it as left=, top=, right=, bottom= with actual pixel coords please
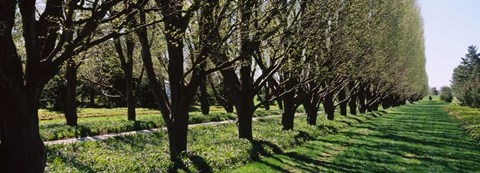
left=45, top=109, right=385, bottom=172
left=233, top=100, right=480, bottom=172
left=39, top=106, right=232, bottom=120
left=40, top=108, right=284, bottom=141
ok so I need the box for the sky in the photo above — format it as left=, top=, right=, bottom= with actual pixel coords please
left=418, top=0, right=480, bottom=88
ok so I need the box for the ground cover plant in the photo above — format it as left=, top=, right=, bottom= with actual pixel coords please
left=45, top=110, right=386, bottom=172
left=38, top=108, right=161, bottom=120
left=233, top=100, right=480, bottom=172
left=38, top=106, right=234, bottom=120
left=444, top=105, right=480, bottom=141
left=40, top=108, right=284, bottom=141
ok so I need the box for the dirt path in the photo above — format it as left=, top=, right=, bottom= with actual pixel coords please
left=233, top=101, right=480, bottom=172
left=44, top=115, right=282, bottom=145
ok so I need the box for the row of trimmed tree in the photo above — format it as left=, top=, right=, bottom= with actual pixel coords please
left=0, top=0, right=428, bottom=172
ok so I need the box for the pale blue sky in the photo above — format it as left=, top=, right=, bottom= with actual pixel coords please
left=418, top=0, right=480, bottom=88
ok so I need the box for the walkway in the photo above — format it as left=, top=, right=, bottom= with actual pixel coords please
left=234, top=101, right=480, bottom=172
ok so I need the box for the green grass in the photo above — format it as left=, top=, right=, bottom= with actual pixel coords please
left=40, top=108, right=284, bottom=141
left=444, top=104, right=480, bottom=141
left=45, top=108, right=385, bottom=172
left=233, top=100, right=480, bottom=172
left=38, top=108, right=161, bottom=120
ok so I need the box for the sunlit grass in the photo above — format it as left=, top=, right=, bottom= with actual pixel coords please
left=45, top=108, right=383, bottom=172
left=233, top=100, right=480, bottom=172
left=40, top=108, right=284, bottom=141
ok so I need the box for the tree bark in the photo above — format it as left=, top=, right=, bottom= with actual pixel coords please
left=236, top=97, right=254, bottom=139
left=382, top=97, right=392, bottom=109
left=264, top=84, right=271, bottom=111
left=338, top=89, right=347, bottom=116
left=65, top=59, right=78, bottom=126
left=208, top=77, right=234, bottom=113
left=304, top=101, right=319, bottom=125
left=0, top=19, right=47, bottom=170
left=372, top=102, right=379, bottom=111
left=89, top=88, right=95, bottom=107
left=0, top=90, right=46, bottom=172
left=358, top=88, right=366, bottom=114
left=323, top=92, right=335, bottom=120
left=200, top=76, right=210, bottom=115
left=125, top=68, right=136, bottom=121
left=281, top=90, right=296, bottom=130
left=348, top=94, right=357, bottom=115
left=277, top=98, right=283, bottom=110
left=114, top=35, right=136, bottom=121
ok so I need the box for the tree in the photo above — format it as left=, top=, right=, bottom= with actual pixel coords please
left=440, top=86, right=453, bottom=103
left=452, top=46, right=480, bottom=107
left=114, top=33, right=137, bottom=121
left=0, top=0, right=138, bottom=171
left=430, top=87, right=439, bottom=95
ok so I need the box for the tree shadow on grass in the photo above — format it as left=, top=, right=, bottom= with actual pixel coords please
left=168, top=153, right=213, bottom=173
left=249, top=139, right=284, bottom=161
left=294, top=130, right=315, bottom=144
left=235, top=103, right=480, bottom=172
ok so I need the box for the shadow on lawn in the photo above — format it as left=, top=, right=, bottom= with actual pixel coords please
left=168, top=153, right=213, bottom=173
left=249, top=140, right=284, bottom=160
left=235, top=101, right=480, bottom=172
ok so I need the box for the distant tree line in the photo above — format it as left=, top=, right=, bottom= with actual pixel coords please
left=0, top=0, right=428, bottom=172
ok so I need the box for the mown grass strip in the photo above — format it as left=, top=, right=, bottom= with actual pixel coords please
left=233, top=100, right=480, bottom=173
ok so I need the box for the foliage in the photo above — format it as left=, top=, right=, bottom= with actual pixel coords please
left=444, top=105, right=480, bottom=141
left=451, top=46, right=480, bottom=107
left=440, top=86, right=454, bottom=103
left=430, top=87, right=439, bottom=95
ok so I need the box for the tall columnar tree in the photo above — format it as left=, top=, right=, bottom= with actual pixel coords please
left=452, top=46, right=480, bottom=107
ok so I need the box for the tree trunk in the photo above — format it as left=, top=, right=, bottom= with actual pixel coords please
left=0, top=3, right=47, bottom=169
left=89, top=88, right=95, bottom=107
left=65, top=60, right=78, bottom=126
left=382, top=98, right=392, bottom=109
left=372, top=102, right=379, bottom=111
left=236, top=97, right=254, bottom=140
left=366, top=93, right=375, bottom=112
left=200, top=76, right=210, bottom=115
left=225, top=105, right=234, bottom=113
left=358, top=90, right=366, bottom=114
left=281, top=90, right=296, bottom=130
left=125, top=68, right=136, bottom=121
left=0, top=84, right=46, bottom=172
left=338, top=89, right=347, bottom=116
left=113, top=34, right=136, bottom=121
left=304, top=102, right=319, bottom=125
left=277, top=98, right=283, bottom=110
left=323, top=92, right=335, bottom=120
left=264, top=84, right=270, bottom=110
left=349, top=94, right=357, bottom=115
left=170, top=107, right=189, bottom=159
